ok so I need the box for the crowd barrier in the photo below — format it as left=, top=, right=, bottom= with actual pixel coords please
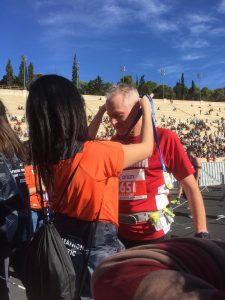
left=171, top=161, right=225, bottom=188
left=199, top=162, right=225, bottom=187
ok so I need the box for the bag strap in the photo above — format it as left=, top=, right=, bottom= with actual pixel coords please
left=38, top=153, right=83, bottom=222
left=54, top=155, right=83, bottom=213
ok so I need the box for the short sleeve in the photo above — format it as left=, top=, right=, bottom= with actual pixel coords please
left=100, top=141, right=124, bottom=177
left=164, top=131, right=195, bottom=181
left=85, top=141, right=124, bottom=179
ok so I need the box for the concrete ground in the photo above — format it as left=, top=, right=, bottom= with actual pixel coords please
left=8, top=186, right=225, bottom=300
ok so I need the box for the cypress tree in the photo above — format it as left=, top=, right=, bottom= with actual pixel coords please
left=27, top=62, right=34, bottom=86
left=18, top=55, right=27, bottom=88
left=5, top=59, right=14, bottom=86
left=181, top=72, right=185, bottom=100
left=72, top=54, right=79, bottom=88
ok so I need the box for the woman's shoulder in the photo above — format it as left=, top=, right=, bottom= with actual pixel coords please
left=0, top=152, right=24, bottom=171
left=81, top=141, right=124, bottom=176
left=84, top=140, right=122, bottom=152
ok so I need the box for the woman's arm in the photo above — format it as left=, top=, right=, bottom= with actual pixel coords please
left=122, top=96, right=153, bottom=169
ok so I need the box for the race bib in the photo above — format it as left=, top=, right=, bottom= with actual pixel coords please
left=119, top=168, right=147, bottom=200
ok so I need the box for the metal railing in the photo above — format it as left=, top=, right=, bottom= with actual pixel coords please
left=171, top=161, right=225, bottom=187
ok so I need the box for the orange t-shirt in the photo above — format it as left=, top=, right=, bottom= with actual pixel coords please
left=25, top=165, right=42, bottom=210
left=50, top=141, right=124, bottom=226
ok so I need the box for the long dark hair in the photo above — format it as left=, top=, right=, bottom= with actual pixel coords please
left=0, top=99, right=26, bottom=162
left=26, top=75, right=88, bottom=189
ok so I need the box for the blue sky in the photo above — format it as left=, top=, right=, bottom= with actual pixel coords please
left=1, top=0, right=225, bottom=89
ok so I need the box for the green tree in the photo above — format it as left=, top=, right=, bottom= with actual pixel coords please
left=0, top=75, right=7, bottom=86
left=173, top=80, right=182, bottom=99
left=79, top=81, right=88, bottom=94
left=180, top=73, right=186, bottom=100
left=119, top=75, right=133, bottom=85
left=135, top=75, right=139, bottom=88
left=5, top=59, right=14, bottom=86
left=201, top=87, right=212, bottom=101
left=145, top=81, right=158, bottom=95
left=87, top=76, right=104, bottom=95
left=18, top=55, right=27, bottom=88
left=102, top=82, right=113, bottom=94
left=188, top=80, right=200, bottom=100
left=137, top=75, right=145, bottom=96
left=138, top=76, right=158, bottom=97
left=189, top=80, right=196, bottom=100
left=27, top=62, right=34, bottom=86
left=72, top=54, right=79, bottom=88
left=154, top=84, right=173, bottom=99
left=211, top=88, right=225, bottom=102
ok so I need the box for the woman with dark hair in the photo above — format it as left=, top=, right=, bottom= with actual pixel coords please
left=26, top=74, right=153, bottom=299
left=0, top=100, right=32, bottom=300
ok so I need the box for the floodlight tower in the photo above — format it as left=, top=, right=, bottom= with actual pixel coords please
left=197, top=73, right=202, bottom=102
left=120, top=66, right=126, bottom=83
left=160, top=68, right=166, bottom=99
left=24, top=56, right=27, bottom=90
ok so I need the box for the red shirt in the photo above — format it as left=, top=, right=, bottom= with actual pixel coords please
left=113, top=128, right=195, bottom=241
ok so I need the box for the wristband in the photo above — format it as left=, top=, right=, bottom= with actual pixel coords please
left=194, top=232, right=210, bottom=239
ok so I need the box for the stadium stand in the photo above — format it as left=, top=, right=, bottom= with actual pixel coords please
left=0, top=89, right=224, bottom=160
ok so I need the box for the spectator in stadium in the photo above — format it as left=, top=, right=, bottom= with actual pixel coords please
left=23, top=141, right=46, bottom=231
left=89, top=84, right=209, bottom=248
left=186, top=146, right=201, bottom=182
left=177, top=146, right=201, bottom=201
left=0, top=100, right=31, bottom=300
left=26, top=75, right=153, bottom=299
left=25, top=163, right=44, bottom=231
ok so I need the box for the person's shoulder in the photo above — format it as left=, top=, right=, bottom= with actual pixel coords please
left=0, top=153, right=11, bottom=169
left=0, top=152, right=5, bottom=162
left=84, top=140, right=122, bottom=152
left=157, top=127, right=178, bottom=140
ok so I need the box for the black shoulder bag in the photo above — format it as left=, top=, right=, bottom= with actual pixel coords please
left=0, top=155, right=32, bottom=249
left=23, top=160, right=82, bottom=300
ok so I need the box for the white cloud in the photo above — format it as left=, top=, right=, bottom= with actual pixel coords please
left=209, top=27, right=225, bottom=36
left=35, top=0, right=179, bottom=37
left=174, top=38, right=209, bottom=49
left=132, top=0, right=178, bottom=32
left=129, top=0, right=168, bottom=16
left=218, top=0, right=225, bottom=12
left=181, top=54, right=204, bottom=61
left=189, top=23, right=212, bottom=35
left=160, top=65, right=181, bottom=75
left=139, top=61, right=154, bottom=69
left=150, top=19, right=178, bottom=32
left=186, top=13, right=215, bottom=24
left=183, top=13, right=216, bottom=36
left=36, top=0, right=132, bottom=35
left=34, top=0, right=56, bottom=8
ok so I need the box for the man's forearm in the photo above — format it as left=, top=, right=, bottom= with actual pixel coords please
left=88, top=105, right=106, bottom=139
left=181, top=175, right=208, bottom=233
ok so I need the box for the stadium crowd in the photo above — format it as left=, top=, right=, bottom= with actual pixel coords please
left=87, top=112, right=224, bottom=160
left=3, top=92, right=224, bottom=160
